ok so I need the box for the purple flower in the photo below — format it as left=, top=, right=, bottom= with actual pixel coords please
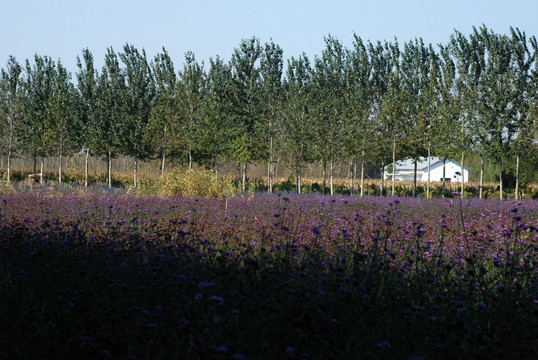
left=210, top=296, right=224, bottom=303
left=375, top=341, right=391, bottom=349
left=198, top=281, right=215, bottom=289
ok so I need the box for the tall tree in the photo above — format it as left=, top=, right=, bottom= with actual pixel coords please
left=149, top=48, right=178, bottom=177
left=200, top=56, right=233, bottom=174
left=435, top=44, right=460, bottom=196
left=48, top=60, right=77, bottom=184
left=420, top=45, right=444, bottom=198
left=119, top=44, right=155, bottom=187
left=509, top=28, right=535, bottom=200
left=380, top=39, right=411, bottom=196
left=22, top=55, right=57, bottom=183
left=94, top=48, right=124, bottom=188
left=76, top=48, right=99, bottom=187
left=178, top=51, right=206, bottom=168
left=400, top=38, right=430, bottom=196
left=450, top=30, right=481, bottom=196
left=229, top=37, right=262, bottom=191
left=475, top=27, right=517, bottom=200
left=259, top=40, right=284, bottom=193
left=283, top=53, right=314, bottom=193
left=0, top=56, right=23, bottom=184
left=369, top=41, right=393, bottom=195
left=313, top=35, right=347, bottom=195
left=345, top=35, right=373, bottom=196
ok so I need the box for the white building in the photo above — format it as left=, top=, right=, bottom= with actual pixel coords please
left=383, top=157, right=470, bottom=183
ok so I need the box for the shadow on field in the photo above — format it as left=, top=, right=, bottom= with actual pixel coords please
left=0, top=223, right=537, bottom=360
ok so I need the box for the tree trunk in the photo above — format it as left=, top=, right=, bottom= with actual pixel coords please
left=426, top=145, right=431, bottom=198
left=296, top=160, right=302, bottom=194
left=322, top=161, right=327, bottom=194
left=515, top=154, right=519, bottom=200
left=107, top=149, right=112, bottom=188
left=7, top=134, right=12, bottom=184
left=33, top=151, right=37, bottom=174
left=268, top=136, right=274, bottom=193
left=360, top=155, right=365, bottom=197
left=460, top=151, right=465, bottom=197
left=40, top=154, right=44, bottom=184
left=329, top=159, right=334, bottom=195
left=58, top=138, right=63, bottom=185
left=85, top=147, right=90, bottom=187
left=349, top=159, right=354, bottom=195
left=133, top=157, right=138, bottom=187
left=58, top=152, right=63, bottom=185
left=161, top=150, right=166, bottom=179
left=499, top=157, right=503, bottom=200
left=479, top=155, right=484, bottom=199
left=413, top=160, right=417, bottom=197
left=392, top=136, right=396, bottom=196
left=161, top=125, right=167, bottom=178
left=380, top=160, right=385, bottom=196
left=442, top=158, right=446, bottom=197
left=213, top=155, right=218, bottom=177
left=460, top=114, right=465, bottom=197
left=241, top=161, right=247, bottom=192
left=188, top=147, right=193, bottom=169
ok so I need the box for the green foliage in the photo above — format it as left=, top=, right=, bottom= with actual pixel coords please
left=0, top=30, right=537, bottom=194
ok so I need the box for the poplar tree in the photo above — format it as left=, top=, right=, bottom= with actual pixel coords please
left=149, top=48, right=178, bottom=177
left=198, top=56, right=233, bottom=174
left=400, top=38, right=430, bottom=196
left=76, top=48, right=99, bottom=187
left=0, top=57, right=23, bottom=184
left=94, top=48, right=124, bottom=188
left=259, top=40, right=284, bottom=193
left=509, top=28, right=535, bottom=200
left=380, top=40, right=410, bottom=196
left=178, top=51, right=206, bottom=168
left=283, top=53, right=314, bottom=193
left=436, top=44, right=460, bottom=196
left=48, top=60, right=77, bottom=184
left=345, top=35, right=373, bottom=196
left=313, top=35, right=347, bottom=195
left=450, top=31, right=480, bottom=196
left=475, top=27, right=517, bottom=200
left=119, top=44, right=155, bottom=187
left=369, top=41, right=393, bottom=195
left=229, top=37, right=262, bottom=191
left=22, top=55, right=56, bottom=183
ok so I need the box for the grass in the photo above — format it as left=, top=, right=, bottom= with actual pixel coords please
left=0, top=191, right=537, bottom=359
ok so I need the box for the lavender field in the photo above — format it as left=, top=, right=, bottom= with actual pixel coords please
left=1, top=191, right=537, bottom=359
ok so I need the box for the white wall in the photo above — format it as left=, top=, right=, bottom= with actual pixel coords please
left=384, top=159, right=470, bottom=183
left=422, top=161, right=469, bottom=183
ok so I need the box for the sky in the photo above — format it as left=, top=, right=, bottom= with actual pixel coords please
left=2, top=0, right=538, bottom=75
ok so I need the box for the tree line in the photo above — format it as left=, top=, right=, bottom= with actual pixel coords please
left=1, top=25, right=537, bottom=199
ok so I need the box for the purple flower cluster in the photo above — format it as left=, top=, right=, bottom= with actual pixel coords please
left=0, top=192, right=537, bottom=358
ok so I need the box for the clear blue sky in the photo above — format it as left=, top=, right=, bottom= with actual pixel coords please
left=2, top=0, right=538, bottom=74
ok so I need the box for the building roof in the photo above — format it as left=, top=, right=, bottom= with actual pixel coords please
left=391, top=157, right=470, bottom=171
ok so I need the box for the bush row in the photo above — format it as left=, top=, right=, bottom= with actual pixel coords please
left=2, top=168, right=538, bottom=199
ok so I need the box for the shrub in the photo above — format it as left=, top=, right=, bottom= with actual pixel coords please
left=138, top=168, right=236, bottom=198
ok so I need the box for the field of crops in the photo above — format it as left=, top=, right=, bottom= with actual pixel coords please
left=1, top=190, right=537, bottom=359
